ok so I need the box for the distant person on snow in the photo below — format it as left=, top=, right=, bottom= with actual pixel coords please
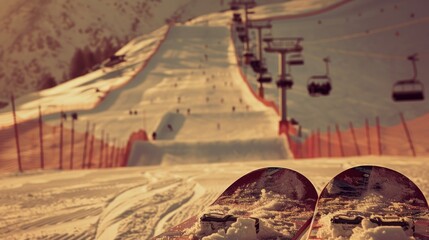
left=167, top=124, right=173, bottom=132
left=61, top=112, right=67, bottom=121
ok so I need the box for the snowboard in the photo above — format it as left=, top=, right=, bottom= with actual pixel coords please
left=308, top=165, right=429, bottom=240
left=153, top=167, right=318, bottom=239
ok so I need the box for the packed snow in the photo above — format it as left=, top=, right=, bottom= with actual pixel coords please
left=0, top=0, right=428, bottom=239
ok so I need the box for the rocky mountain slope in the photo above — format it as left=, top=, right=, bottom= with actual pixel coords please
left=0, top=0, right=281, bottom=104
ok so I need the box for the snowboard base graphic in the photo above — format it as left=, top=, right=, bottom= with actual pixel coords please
left=308, top=165, right=429, bottom=240
left=154, top=167, right=318, bottom=239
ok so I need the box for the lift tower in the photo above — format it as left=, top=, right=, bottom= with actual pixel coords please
left=248, top=21, right=272, bottom=98
left=265, top=37, right=303, bottom=135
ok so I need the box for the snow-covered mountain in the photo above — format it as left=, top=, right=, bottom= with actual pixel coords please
left=0, top=0, right=284, bottom=105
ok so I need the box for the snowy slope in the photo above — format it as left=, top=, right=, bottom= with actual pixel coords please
left=0, top=156, right=427, bottom=239
left=0, top=0, right=287, bottom=103
left=0, top=0, right=428, bottom=239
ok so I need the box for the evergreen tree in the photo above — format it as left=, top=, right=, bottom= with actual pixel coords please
left=69, top=48, right=86, bottom=79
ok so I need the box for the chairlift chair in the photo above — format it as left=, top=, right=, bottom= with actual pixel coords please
left=236, top=25, right=245, bottom=32
left=232, top=13, right=242, bottom=23
left=262, top=32, right=273, bottom=43
left=257, top=72, right=272, bottom=83
left=277, top=73, right=293, bottom=89
left=250, top=59, right=262, bottom=72
left=307, top=75, right=332, bottom=96
left=238, top=33, right=248, bottom=43
left=392, top=54, right=424, bottom=101
left=307, top=57, right=332, bottom=96
left=243, top=51, right=255, bottom=65
left=252, top=59, right=268, bottom=73
left=288, top=54, right=304, bottom=66
left=392, top=80, right=424, bottom=101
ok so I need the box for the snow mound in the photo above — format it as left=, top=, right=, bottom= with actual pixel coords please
left=127, top=137, right=288, bottom=166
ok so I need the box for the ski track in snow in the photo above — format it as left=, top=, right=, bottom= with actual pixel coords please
left=153, top=180, right=205, bottom=236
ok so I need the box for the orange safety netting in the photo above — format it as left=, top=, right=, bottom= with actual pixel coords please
left=0, top=118, right=149, bottom=173
left=291, top=113, right=429, bottom=159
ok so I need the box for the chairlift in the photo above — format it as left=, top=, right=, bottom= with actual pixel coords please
left=251, top=58, right=268, bottom=73
left=307, top=57, right=332, bottom=96
left=243, top=51, right=255, bottom=65
left=236, top=25, right=245, bottom=32
left=250, top=59, right=262, bottom=72
left=392, top=80, right=424, bottom=101
left=288, top=53, right=304, bottom=66
left=257, top=72, right=272, bottom=83
left=262, top=32, right=273, bottom=43
left=232, top=13, right=242, bottom=23
left=238, top=33, right=248, bottom=43
left=277, top=73, right=293, bottom=89
left=392, top=54, right=424, bottom=101
left=307, top=76, right=332, bottom=96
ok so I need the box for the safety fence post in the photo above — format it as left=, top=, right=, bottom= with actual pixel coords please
left=59, top=113, right=64, bottom=170
left=305, top=133, right=312, bottom=158
left=399, top=112, right=416, bottom=157
left=81, top=121, right=89, bottom=169
left=70, top=117, right=75, bottom=169
left=121, top=145, right=127, bottom=167
left=11, top=94, right=23, bottom=172
left=114, top=143, right=121, bottom=167
left=317, top=128, right=321, bottom=157
left=376, top=116, right=382, bottom=155
left=327, top=125, right=331, bottom=157
left=310, top=130, right=316, bottom=158
left=365, top=118, right=371, bottom=155
left=98, top=130, right=105, bottom=169
left=104, top=134, right=110, bottom=167
left=335, top=124, right=345, bottom=157
left=349, top=122, right=361, bottom=156
left=87, top=123, right=96, bottom=168
left=109, top=139, right=116, bottom=168
left=38, top=106, right=45, bottom=169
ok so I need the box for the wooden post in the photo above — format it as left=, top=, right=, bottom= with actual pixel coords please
left=87, top=123, right=96, bottom=169
left=335, top=124, right=345, bottom=157
left=376, top=116, right=382, bottom=155
left=317, top=128, right=321, bottom=157
left=122, top=145, right=127, bottom=166
left=304, top=136, right=308, bottom=158
left=327, top=126, right=331, bottom=157
left=365, top=118, right=371, bottom=155
left=59, top=113, right=64, bottom=170
left=98, top=130, right=105, bottom=168
left=114, top=143, right=121, bottom=167
left=81, top=121, right=89, bottom=169
left=310, top=132, right=314, bottom=158
left=399, top=112, right=416, bottom=157
left=11, top=94, right=23, bottom=172
left=109, top=139, right=116, bottom=168
left=349, top=122, right=361, bottom=156
left=38, top=106, right=45, bottom=169
left=309, top=132, right=313, bottom=158
left=104, top=134, right=110, bottom=167
left=70, top=118, right=75, bottom=169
